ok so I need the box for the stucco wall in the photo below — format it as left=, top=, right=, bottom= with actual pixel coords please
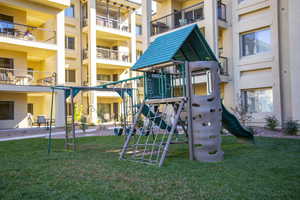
left=0, top=92, right=28, bottom=129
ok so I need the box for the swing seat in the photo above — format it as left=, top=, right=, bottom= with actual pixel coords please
left=114, top=127, right=131, bottom=136
left=114, top=127, right=123, bottom=136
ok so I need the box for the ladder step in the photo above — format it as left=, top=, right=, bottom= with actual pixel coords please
left=132, top=144, right=164, bottom=147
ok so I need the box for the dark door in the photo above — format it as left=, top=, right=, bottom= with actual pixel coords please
left=113, top=103, right=119, bottom=121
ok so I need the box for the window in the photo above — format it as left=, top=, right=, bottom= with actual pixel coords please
left=97, top=74, right=111, bottom=81
left=97, top=103, right=111, bottom=122
left=65, top=36, right=75, bottom=50
left=136, top=50, right=143, bottom=60
left=112, top=74, right=118, bottom=81
left=27, top=103, right=33, bottom=115
left=0, top=101, right=14, bottom=120
left=27, top=68, right=33, bottom=76
left=242, top=88, right=273, bottom=113
left=240, top=28, right=271, bottom=57
left=65, top=69, right=76, bottom=82
left=0, top=57, right=13, bottom=69
left=0, top=14, right=13, bottom=31
left=65, top=4, right=75, bottom=18
left=136, top=25, right=142, bottom=35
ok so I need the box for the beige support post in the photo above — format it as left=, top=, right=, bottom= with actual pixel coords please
left=56, top=10, right=65, bottom=85
left=142, top=0, right=152, bottom=51
left=204, top=0, right=219, bottom=57
left=131, top=10, right=137, bottom=64
left=88, top=0, right=98, bottom=124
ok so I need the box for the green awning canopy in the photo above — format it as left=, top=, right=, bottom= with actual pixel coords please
left=131, top=24, right=219, bottom=71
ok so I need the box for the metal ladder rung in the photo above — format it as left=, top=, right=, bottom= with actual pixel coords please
left=132, top=144, right=164, bottom=147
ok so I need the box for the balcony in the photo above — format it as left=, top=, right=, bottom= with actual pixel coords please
left=0, top=20, right=56, bottom=44
left=97, top=47, right=130, bottom=63
left=151, top=3, right=204, bottom=36
left=96, top=16, right=130, bottom=33
left=0, top=68, right=56, bottom=86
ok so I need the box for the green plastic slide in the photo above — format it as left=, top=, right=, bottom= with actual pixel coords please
left=221, top=103, right=254, bottom=141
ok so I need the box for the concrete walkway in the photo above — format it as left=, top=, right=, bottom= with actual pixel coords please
left=0, top=128, right=97, bottom=142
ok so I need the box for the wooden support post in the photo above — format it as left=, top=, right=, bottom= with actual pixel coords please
left=185, top=61, right=194, bottom=160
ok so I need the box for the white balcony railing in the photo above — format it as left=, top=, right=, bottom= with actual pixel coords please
left=0, top=20, right=56, bottom=44
left=96, top=16, right=130, bottom=33
left=0, top=67, right=56, bottom=86
left=151, top=3, right=204, bottom=36
left=96, top=47, right=130, bottom=63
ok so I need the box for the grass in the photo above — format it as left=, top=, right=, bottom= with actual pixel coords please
left=0, top=136, right=300, bottom=200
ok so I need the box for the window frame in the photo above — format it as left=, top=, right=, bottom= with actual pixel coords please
left=0, top=101, right=14, bottom=120
left=241, top=88, right=273, bottom=113
left=136, top=25, right=142, bottom=36
left=27, top=103, right=34, bottom=115
left=240, top=27, right=272, bottom=57
left=65, top=4, right=75, bottom=18
left=65, top=69, right=76, bottom=83
left=65, top=36, right=75, bottom=50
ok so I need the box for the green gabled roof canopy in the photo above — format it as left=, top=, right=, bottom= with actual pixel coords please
left=131, top=24, right=219, bottom=71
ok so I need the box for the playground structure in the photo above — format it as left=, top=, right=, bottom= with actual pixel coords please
left=47, top=24, right=253, bottom=167
left=119, top=24, right=254, bottom=166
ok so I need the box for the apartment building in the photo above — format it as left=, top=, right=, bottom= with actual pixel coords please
left=142, top=0, right=300, bottom=125
left=0, top=0, right=70, bottom=129
left=0, top=0, right=143, bottom=129
left=64, top=0, right=141, bottom=124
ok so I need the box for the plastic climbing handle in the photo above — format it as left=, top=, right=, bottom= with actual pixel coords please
left=221, top=103, right=254, bottom=141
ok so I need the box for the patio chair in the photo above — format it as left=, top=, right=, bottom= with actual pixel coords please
left=36, top=116, right=48, bottom=128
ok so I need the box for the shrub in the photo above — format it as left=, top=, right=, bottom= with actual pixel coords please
left=264, top=115, right=279, bottom=130
left=283, top=120, right=299, bottom=135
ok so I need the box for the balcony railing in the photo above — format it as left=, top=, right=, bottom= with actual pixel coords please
left=0, top=20, right=56, bottom=44
left=96, top=47, right=130, bottom=63
left=219, top=56, right=228, bottom=76
left=96, top=16, right=130, bottom=32
left=0, top=68, right=56, bottom=86
left=217, top=2, right=227, bottom=22
left=97, top=80, right=112, bottom=85
left=151, top=3, right=204, bottom=36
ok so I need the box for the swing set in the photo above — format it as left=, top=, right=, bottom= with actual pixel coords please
left=47, top=76, right=144, bottom=154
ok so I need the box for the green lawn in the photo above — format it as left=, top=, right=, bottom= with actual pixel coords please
left=0, top=136, right=299, bottom=200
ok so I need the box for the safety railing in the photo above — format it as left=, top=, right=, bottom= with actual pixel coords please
left=217, top=2, right=227, bottom=22
left=0, top=67, right=56, bottom=86
left=96, top=47, right=130, bottom=63
left=0, top=20, right=56, bottom=44
left=96, top=15, right=130, bottom=32
left=151, top=3, right=204, bottom=36
left=219, top=56, right=229, bottom=76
